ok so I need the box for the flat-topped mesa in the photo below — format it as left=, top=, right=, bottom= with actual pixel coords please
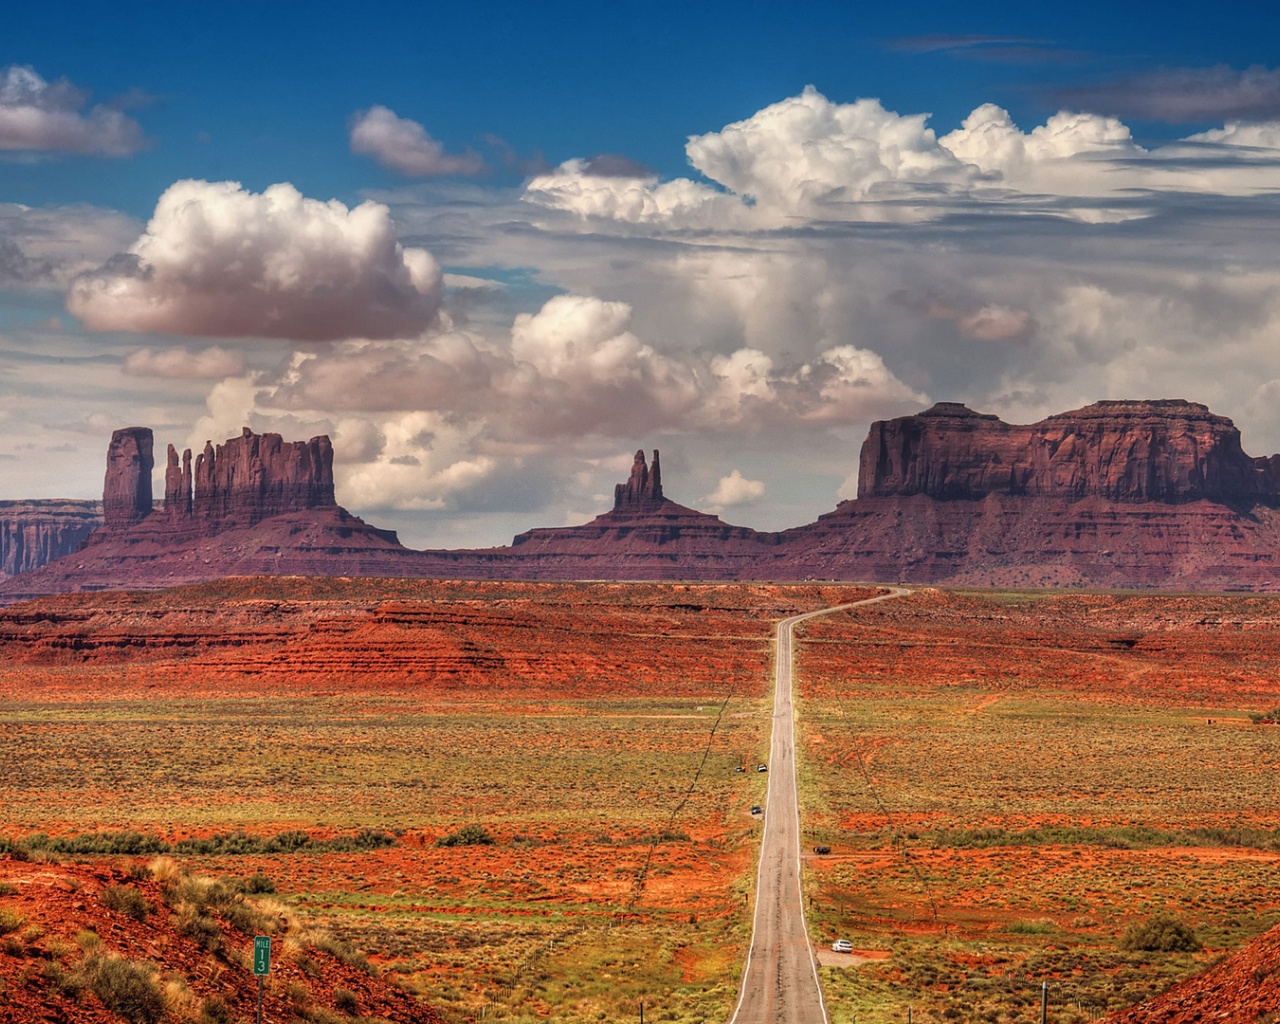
left=103, top=427, right=154, bottom=528
left=614, top=449, right=664, bottom=510
left=99, top=426, right=336, bottom=536
left=177, top=427, right=336, bottom=526
left=859, top=399, right=1280, bottom=504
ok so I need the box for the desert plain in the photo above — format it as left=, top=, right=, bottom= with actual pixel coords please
left=1, top=578, right=1279, bottom=1023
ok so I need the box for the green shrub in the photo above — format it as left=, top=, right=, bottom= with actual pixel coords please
left=101, top=885, right=152, bottom=922
left=244, top=872, right=276, bottom=894
left=313, top=933, right=373, bottom=974
left=197, top=996, right=234, bottom=1024
left=1006, top=918, right=1056, bottom=935
left=79, top=954, right=167, bottom=1024
left=221, top=898, right=275, bottom=936
left=42, top=960, right=83, bottom=997
left=174, top=906, right=223, bottom=952
left=0, top=882, right=16, bottom=896
left=435, top=823, right=495, bottom=848
left=0, top=908, right=26, bottom=935
left=1119, top=914, right=1200, bottom=952
left=334, top=987, right=360, bottom=1013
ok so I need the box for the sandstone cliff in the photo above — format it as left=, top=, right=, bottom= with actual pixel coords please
left=102, top=427, right=154, bottom=528
left=0, top=500, right=102, bottom=577
left=10, top=399, right=1280, bottom=600
left=615, top=450, right=664, bottom=509
left=859, top=400, right=1280, bottom=503
left=97, top=426, right=337, bottom=540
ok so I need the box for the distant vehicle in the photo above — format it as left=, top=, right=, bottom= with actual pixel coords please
left=751, top=805, right=762, bottom=815
left=756, top=764, right=768, bottom=772
left=813, top=845, right=830, bottom=855
left=831, top=939, right=853, bottom=953
left=735, top=766, right=746, bottom=773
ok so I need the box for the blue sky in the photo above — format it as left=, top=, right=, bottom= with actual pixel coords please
left=5, top=1, right=1280, bottom=547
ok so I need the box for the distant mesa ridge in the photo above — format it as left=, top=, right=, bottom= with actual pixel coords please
left=10, top=397, right=1280, bottom=597
left=860, top=399, right=1280, bottom=504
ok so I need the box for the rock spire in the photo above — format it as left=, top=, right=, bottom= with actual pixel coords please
left=102, top=427, right=154, bottom=529
left=614, top=450, right=664, bottom=509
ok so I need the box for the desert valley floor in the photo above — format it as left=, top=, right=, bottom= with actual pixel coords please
left=2, top=578, right=1280, bottom=1023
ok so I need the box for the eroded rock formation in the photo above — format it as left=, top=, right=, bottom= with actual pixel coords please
left=101, top=426, right=337, bottom=537
left=860, top=400, right=1280, bottom=503
left=0, top=500, right=102, bottom=577
left=11, top=399, right=1280, bottom=600
left=614, top=450, right=663, bottom=509
left=168, top=428, right=336, bottom=528
left=102, top=427, right=154, bottom=528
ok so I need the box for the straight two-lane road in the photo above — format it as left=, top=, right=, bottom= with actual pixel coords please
left=729, top=589, right=908, bottom=1024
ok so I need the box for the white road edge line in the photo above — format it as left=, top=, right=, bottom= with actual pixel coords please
left=729, top=586, right=910, bottom=1024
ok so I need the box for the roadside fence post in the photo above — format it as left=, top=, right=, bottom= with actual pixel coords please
left=1041, top=979, right=1048, bottom=1024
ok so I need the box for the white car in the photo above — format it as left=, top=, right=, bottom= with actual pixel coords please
left=831, top=939, right=853, bottom=953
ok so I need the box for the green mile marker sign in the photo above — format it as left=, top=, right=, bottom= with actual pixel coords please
left=253, top=935, right=271, bottom=976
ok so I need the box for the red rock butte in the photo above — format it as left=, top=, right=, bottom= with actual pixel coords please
left=8, top=398, right=1280, bottom=599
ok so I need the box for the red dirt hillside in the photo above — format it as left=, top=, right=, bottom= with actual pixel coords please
left=0, top=855, right=441, bottom=1023
left=1104, top=923, right=1280, bottom=1024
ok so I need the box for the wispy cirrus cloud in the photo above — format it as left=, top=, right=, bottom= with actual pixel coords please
left=1056, top=65, right=1280, bottom=123
left=885, top=34, right=1079, bottom=64
left=0, top=66, right=146, bottom=156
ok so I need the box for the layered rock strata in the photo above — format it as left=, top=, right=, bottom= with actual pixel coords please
left=9, top=398, right=1280, bottom=600
left=102, top=427, right=154, bottom=528
left=0, top=500, right=102, bottom=577
left=860, top=400, right=1280, bottom=503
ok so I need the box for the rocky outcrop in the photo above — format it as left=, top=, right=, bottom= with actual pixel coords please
left=171, top=428, right=336, bottom=528
left=98, top=427, right=337, bottom=539
left=859, top=400, right=1280, bottom=503
left=615, top=450, right=663, bottom=509
left=102, top=427, right=154, bottom=528
left=0, top=500, right=102, bottom=577
left=12, top=399, right=1280, bottom=600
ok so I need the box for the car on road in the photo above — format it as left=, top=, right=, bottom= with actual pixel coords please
left=831, top=939, right=853, bottom=953
left=813, top=845, right=830, bottom=855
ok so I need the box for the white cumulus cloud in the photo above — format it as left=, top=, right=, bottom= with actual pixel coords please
left=0, top=65, right=146, bottom=156
left=702, top=469, right=766, bottom=512
left=67, top=180, right=442, bottom=340
left=349, top=105, right=485, bottom=176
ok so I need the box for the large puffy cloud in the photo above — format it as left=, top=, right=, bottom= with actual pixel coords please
left=524, top=87, right=1280, bottom=229
left=0, top=66, right=145, bottom=156
left=686, top=88, right=979, bottom=208
left=251, top=293, right=922, bottom=446
left=67, top=180, right=442, bottom=340
left=349, top=106, right=486, bottom=177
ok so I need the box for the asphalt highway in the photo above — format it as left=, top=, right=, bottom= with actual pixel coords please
left=728, top=589, right=908, bottom=1024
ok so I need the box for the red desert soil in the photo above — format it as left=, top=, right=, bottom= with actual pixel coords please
left=0, top=576, right=874, bottom=700
left=1103, top=923, right=1280, bottom=1024
left=0, top=857, right=441, bottom=1024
